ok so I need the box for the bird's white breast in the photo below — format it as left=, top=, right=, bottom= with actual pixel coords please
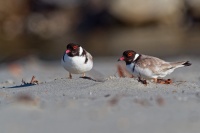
left=61, top=54, right=93, bottom=74
left=126, top=63, right=155, bottom=79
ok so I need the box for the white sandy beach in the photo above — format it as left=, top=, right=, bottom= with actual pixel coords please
left=0, top=57, right=200, bottom=133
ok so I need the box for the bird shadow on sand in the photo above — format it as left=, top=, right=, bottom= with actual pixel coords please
left=83, top=69, right=108, bottom=82
left=8, top=83, right=36, bottom=88
left=79, top=76, right=107, bottom=82
left=7, top=76, right=39, bottom=89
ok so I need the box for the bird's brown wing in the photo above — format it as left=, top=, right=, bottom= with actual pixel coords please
left=136, top=55, right=172, bottom=74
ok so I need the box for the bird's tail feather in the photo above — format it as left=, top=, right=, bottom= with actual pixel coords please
left=182, top=61, right=191, bottom=66
left=171, top=61, right=191, bottom=68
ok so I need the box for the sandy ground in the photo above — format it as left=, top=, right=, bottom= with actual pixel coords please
left=0, top=57, right=200, bottom=133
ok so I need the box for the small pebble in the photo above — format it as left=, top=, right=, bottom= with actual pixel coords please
left=172, top=90, right=177, bottom=93
left=156, top=96, right=165, bottom=106
left=104, top=94, right=111, bottom=97
left=5, top=80, right=14, bottom=84
left=196, top=92, right=200, bottom=98
left=177, top=96, right=188, bottom=101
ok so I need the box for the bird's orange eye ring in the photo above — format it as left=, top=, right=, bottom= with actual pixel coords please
left=73, top=46, right=78, bottom=49
left=128, top=53, right=132, bottom=57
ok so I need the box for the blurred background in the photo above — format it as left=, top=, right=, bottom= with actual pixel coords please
left=0, top=0, right=200, bottom=61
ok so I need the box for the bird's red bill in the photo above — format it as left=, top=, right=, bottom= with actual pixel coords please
left=119, top=56, right=125, bottom=61
left=66, top=50, right=70, bottom=54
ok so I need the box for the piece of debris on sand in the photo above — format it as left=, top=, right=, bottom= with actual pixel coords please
left=22, top=76, right=39, bottom=85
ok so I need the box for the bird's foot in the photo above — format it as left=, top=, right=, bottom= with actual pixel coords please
left=79, top=73, right=87, bottom=78
left=80, top=73, right=92, bottom=79
left=138, top=77, right=148, bottom=85
left=79, top=76, right=96, bottom=81
left=155, top=78, right=172, bottom=84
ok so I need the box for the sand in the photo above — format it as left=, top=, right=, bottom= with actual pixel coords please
left=0, top=57, right=200, bottom=133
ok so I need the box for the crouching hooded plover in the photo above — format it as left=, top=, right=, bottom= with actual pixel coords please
left=118, top=50, right=191, bottom=84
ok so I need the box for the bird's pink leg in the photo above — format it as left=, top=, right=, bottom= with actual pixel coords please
left=82, top=73, right=86, bottom=77
left=153, top=78, right=158, bottom=83
left=68, top=73, right=72, bottom=79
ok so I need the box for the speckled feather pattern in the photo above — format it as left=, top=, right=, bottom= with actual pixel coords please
left=127, top=54, right=188, bottom=79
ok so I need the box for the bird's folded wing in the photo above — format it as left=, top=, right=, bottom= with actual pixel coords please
left=86, top=52, right=93, bottom=61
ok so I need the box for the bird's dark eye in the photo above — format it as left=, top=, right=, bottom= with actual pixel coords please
left=128, top=53, right=132, bottom=57
left=73, top=46, right=78, bottom=49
